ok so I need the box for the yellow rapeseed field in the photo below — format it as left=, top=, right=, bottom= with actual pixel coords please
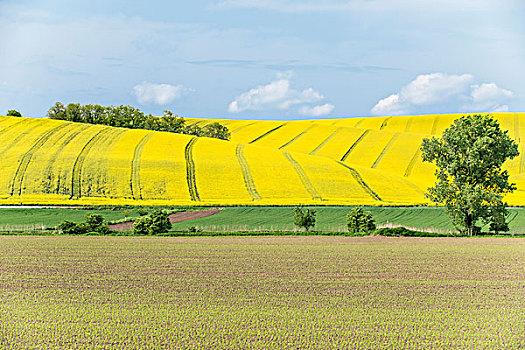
left=1, top=112, right=524, bottom=206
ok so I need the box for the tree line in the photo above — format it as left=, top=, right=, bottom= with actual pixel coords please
left=46, top=102, right=231, bottom=140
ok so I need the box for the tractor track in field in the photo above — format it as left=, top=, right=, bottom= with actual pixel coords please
left=371, top=133, right=399, bottom=169
left=249, top=123, right=286, bottom=144
left=404, top=148, right=421, bottom=177
left=340, top=129, right=370, bottom=162
left=278, top=125, right=314, bottom=150
left=336, top=161, right=382, bottom=202
left=283, top=151, right=322, bottom=201
left=109, top=208, right=222, bottom=230
left=130, top=133, right=154, bottom=200
left=10, top=123, right=70, bottom=196
left=309, top=127, right=343, bottom=155
left=70, top=128, right=113, bottom=199
left=185, top=138, right=201, bottom=201
left=236, top=144, right=262, bottom=201
left=45, top=124, right=92, bottom=194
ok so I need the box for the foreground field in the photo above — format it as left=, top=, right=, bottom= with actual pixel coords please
left=1, top=236, right=523, bottom=348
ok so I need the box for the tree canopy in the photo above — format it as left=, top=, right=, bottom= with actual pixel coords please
left=47, top=102, right=230, bottom=140
left=7, top=109, right=22, bottom=117
left=421, top=114, right=519, bottom=235
left=293, top=206, right=316, bottom=232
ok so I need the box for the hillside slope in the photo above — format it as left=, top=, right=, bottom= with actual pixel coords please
left=0, top=113, right=523, bottom=206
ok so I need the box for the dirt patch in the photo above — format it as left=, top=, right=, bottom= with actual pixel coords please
left=109, top=208, right=222, bottom=230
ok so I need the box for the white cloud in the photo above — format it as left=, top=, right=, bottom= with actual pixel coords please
left=299, top=104, right=335, bottom=117
left=228, top=74, right=330, bottom=114
left=466, top=83, right=513, bottom=112
left=400, top=73, right=473, bottom=106
left=370, top=94, right=406, bottom=116
left=371, top=73, right=514, bottom=116
left=132, top=82, right=192, bottom=106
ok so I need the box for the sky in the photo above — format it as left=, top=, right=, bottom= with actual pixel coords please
left=1, top=0, right=524, bottom=120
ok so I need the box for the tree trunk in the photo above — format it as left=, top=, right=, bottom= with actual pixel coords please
left=465, top=213, right=473, bottom=236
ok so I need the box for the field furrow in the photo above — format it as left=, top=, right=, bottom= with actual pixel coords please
left=283, top=151, right=322, bottom=201
left=336, top=161, right=382, bottom=201
left=249, top=123, right=287, bottom=144
left=9, top=123, right=70, bottom=196
left=308, top=127, right=342, bottom=155
left=41, top=124, right=92, bottom=195
left=340, top=129, right=370, bottom=162
left=278, top=125, right=314, bottom=149
left=130, top=133, right=154, bottom=200
left=371, top=133, right=399, bottom=169
left=235, top=144, right=262, bottom=201
left=185, top=137, right=201, bottom=202
left=70, top=128, right=112, bottom=198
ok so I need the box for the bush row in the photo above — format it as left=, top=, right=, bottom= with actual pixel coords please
left=47, top=102, right=230, bottom=140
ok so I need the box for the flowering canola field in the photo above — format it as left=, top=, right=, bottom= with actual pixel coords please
left=1, top=113, right=524, bottom=206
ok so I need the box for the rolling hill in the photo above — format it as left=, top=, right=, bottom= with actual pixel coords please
left=0, top=113, right=524, bottom=206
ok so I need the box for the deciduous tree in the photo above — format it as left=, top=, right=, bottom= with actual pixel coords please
left=421, top=114, right=519, bottom=235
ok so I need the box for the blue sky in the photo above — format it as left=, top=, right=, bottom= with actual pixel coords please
left=1, top=0, right=524, bottom=119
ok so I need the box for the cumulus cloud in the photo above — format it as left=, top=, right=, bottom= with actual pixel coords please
left=466, top=83, right=513, bottom=112
left=299, top=104, right=335, bottom=117
left=371, top=73, right=514, bottom=116
left=228, top=74, right=333, bottom=116
left=132, top=82, right=192, bottom=106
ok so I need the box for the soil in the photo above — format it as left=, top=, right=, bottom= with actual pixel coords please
left=109, top=208, right=222, bottom=230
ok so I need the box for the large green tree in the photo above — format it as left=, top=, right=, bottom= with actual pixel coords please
left=421, top=114, right=519, bottom=235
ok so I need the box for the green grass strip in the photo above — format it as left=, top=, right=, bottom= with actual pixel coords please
left=185, top=137, right=201, bottom=201
left=283, top=151, right=322, bottom=201
left=340, top=129, right=370, bottom=162
left=70, top=128, right=112, bottom=199
left=236, top=144, right=262, bottom=201
left=248, top=123, right=286, bottom=144
left=130, top=133, right=154, bottom=200
left=278, top=125, right=315, bottom=149
left=309, top=127, right=343, bottom=155
left=10, top=123, right=70, bottom=196
left=371, top=133, right=399, bottom=169
left=336, top=161, right=382, bottom=201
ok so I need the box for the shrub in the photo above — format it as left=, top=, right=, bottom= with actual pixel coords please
left=133, top=210, right=172, bottom=235
left=347, top=207, right=376, bottom=233
left=7, top=109, right=22, bottom=117
left=293, top=206, right=316, bottom=232
left=133, top=216, right=153, bottom=235
left=58, top=220, right=87, bottom=235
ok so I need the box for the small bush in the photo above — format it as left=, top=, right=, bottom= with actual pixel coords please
left=187, top=226, right=201, bottom=233
left=7, top=109, right=22, bottom=117
left=137, top=208, right=149, bottom=216
left=58, top=213, right=110, bottom=235
left=133, top=216, right=153, bottom=235
left=133, top=210, right=172, bottom=235
left=58, top=220, right=87, bottom=235
left=293, top=206, right=316, bottom=232
left=374, top=227, right=449, bottom=237
left=347, top=207, right=376, bottom=233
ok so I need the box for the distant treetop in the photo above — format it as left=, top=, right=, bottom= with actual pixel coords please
left=7, top=109, right=22, bottom=117
left=46, top=102, right=230, bottom=140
